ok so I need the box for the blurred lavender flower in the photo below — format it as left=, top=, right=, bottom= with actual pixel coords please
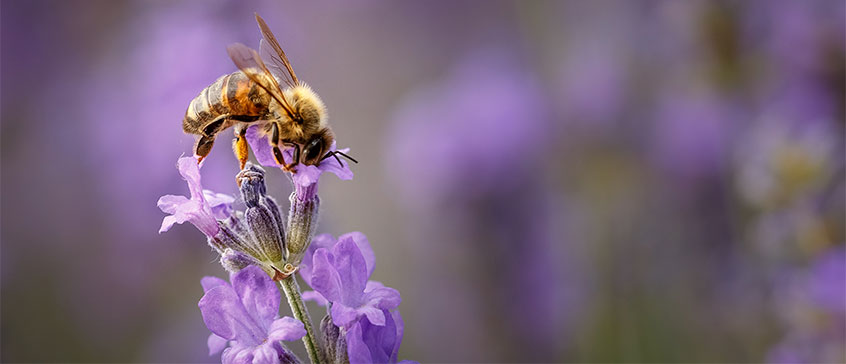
left=768, top=246, right=846, bottom=363
left=650, top=89, right=738, bottom=179
left=199, top=266, right=306, bottom=364
left=387, top=48, right=573, bottom=361
left=735, top=117, right=841, bottom=212
left=157, top=156, right=231, bottom=237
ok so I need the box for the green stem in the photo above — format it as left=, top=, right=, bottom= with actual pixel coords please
left=280, top=276, right=323, bottom=364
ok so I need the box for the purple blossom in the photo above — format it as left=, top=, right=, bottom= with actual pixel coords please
left=308, top=236, right=400, bottom=328
left=199, top=266, right=306, bottom=364
left=244, top=125, right=353, bottom=189
left=157, top=156, right=233, bottom=237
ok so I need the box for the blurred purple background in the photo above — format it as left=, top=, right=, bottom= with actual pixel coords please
left=1, top=0, right=844, bottom=362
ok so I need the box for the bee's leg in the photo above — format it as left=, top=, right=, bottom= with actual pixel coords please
left=282, top=142, right=301, bottom=171
left=268, top=122, right=287, bottom=167
left=268, top=122, right=300, bottom=172
left=232, top=126, right=249, bottom=170
left=271, top=142, right=299, bottom=172
left=195, top=134, right=215, bottom=165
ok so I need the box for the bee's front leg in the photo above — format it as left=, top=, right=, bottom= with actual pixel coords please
left=281, top=142, right=300, bottom=172
left=268, top=122, right=300, bottom=173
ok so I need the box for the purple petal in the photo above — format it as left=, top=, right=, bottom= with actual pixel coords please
left=363, top=284, right=402, bottom=311
left=359, top=305, right=386, bottom=326
left=332, top=238, right=368, bottom=305
left=291, top=165, right=323, bottom=187
left=157, top=191, right=218, bottom=237
left=201, top=276, right=228, bottom=293
left=299, top=234, right=337, bottom=287
left=391, top=310, right=405, bottom=363
left=204, top=190, right=235, bottom=219
left=339, top=232, right=375, bottom=278
left=345, top=311, right=398, bottom=364
left=330, top=303, right=360, bottom=328
left=267, top=316, right=307, bottom=342
left=316, top=146, right=354, bottom=181
left=231, top=266, right=281, bottom=329
left=252, top=343, right=278, bottom=364
left=198, top=284, right=265, bottom=346
left=345, top=321, right=373, bottom=364
left=310, top=248, right=343, bottom=302
left=301, top=290, right=329, bottom=307
left=177, top=155, right=205, bottom=201
left=208, top=333, right=228, bottom=356
left=159, top=215, right=180, bottom=234
left=245, top=125, right=279, bottom=168
left=157, top=194, right=190, bottom=214
left=221, top=344, right=254, bottom=364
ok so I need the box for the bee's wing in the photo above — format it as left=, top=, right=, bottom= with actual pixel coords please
left=255, top=13, right=299, bottom=87
left=226, top=42, right=295, bottom=118
left=260, top=39, right=295, bottom=88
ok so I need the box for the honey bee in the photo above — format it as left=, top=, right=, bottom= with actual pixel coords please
left=183, top=13, right=356, bottom=171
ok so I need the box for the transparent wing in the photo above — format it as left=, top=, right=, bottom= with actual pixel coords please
left=260, top=39, right=295, bottom=88
left=255, top=13, right=299, bottom=87
left=226, top=42, right=295, bottom=118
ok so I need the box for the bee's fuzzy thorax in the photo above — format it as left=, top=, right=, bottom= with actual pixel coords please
left=288, top=83, right=328, bottom=128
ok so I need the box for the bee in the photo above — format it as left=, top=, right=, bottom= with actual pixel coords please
left=183, top=13, right=356, bottom=171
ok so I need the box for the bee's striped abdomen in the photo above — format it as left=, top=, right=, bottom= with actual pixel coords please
left=183, top=71, right=269, bottom=136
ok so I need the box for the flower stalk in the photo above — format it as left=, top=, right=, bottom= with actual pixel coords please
left=280, top=275, right=323, bottom=364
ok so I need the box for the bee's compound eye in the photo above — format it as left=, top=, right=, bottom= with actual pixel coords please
left=305, top=139, right=322, bottom=162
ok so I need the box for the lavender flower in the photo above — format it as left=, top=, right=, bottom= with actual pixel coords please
left=298, top=233, right=412, bottom=364
left=199, top=266, right=306, bottom=364
left=158, top=157, right=291, bottom=278
left=157, top=156, right=232, bottom=237
left=307, top=235, right=400, bottom=328
left=767, top=246, right=846, bottom=363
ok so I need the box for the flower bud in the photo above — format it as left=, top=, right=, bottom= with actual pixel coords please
left=219, top=248, right=262, bottom=274
left=286, top=191, right=320, bottom=266
left=320, top=313, right=349, bottom=364
left=237, top=163, right=267, bottom=208
left=216, top=223, right=260, bottom=259
left=246, top=204, right=285, bottom=263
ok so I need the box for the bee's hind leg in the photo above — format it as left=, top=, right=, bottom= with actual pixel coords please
left=232, top=126, right=249, bottom=170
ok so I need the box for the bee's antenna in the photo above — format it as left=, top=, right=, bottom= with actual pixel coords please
left=334, top=151, right=358, bottom=164
left=320, top=150, right=359, bottom=167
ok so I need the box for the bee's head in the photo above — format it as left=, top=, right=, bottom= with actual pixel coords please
left=301, top=128, right=334, bottom=166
